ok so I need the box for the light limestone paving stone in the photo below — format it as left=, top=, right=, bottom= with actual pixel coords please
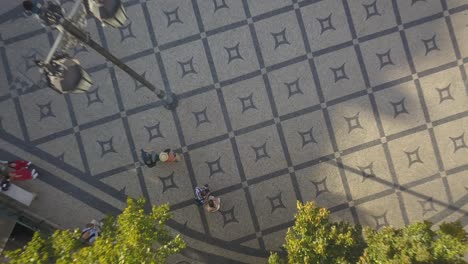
left=329, top=207, right=356, bottom=225
left=341, top=145, right=394, bottom=201
left=396, top=0, right=443, bottom=24
left=19, top=88, right=72, bottom=141
left=197, top=0, right=246, bottom=31
left=263, top=229, right=287, bottom=252
left=253, top=10, right=306, bottom=67
left=37, top=134, right=85, bottom=172
left=300, top=0, right=352, bottom=52
left=405, top=18, right=455, bottom=73
left=169, top=204, right=205, bottom=234
left=327, top=95, right=380, bottom=151
left=80, top=118, right=133, bottom=175
left=281, top=110, right=333, bottom=166
left=65, top=18, right=105, bottom=69
left=205, top=189, right=256, bottom=241
left=268, top=60, right=320, bottom=116
left=113, top=54, right=165, bottom=110
left=127, top=106, right=181, bottom=153
left=314, top=46, right=366, bottom=101
left=360, top=32, right=411, bottom=87
left=207, top=25, right=259, bottom=81
left=0, top=99, right=24, bottom=140
left=176, top=90, right=227, bottom=145
left=104, top=4, right=153, bottom=58
left=347, top=0, right=397, bottom=38
left=374, top=81, right=426, bottom=136
left=222, top=75, right=273, bottom=130
left=295, top=162, right=348, bottom=209
left=419, top=67, right=468, bottom=121
left=161, top=40, right=213, bottom=94
left=245, top=0, right=290, bottom=17
left=401, top=177, right=449, bottom=223
left=5, top=35, right=50, bottom=83
left=142, top=161, right=194, bottom=205
left=147, top=0, right=200, bottom=45
left=355, top=192, right=406, bottom=229
left=445, top=171, right=468, bottom=212
left=0, top=3, right=43, bottom=40
left=447, top=0, right=468, bottom=9
left=70, top=68, right=120, bottom=124
left=387, top=130, right=439, bottom=186
left=234, top=125, right=287, bottom=180
left=249, top=173, right=296, bottom=230
left=240, top=239, right=261, bottom=250
left=433, top=116, right=468, bottom=170
left=450, top=11, right=468, bottom=59
left=100, top=169, right=144, bottom=199
left=189, top=139, right=242, bottom=190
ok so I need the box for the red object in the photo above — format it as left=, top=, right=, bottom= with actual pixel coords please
left=11, top=168, right=34, bottom=181
left=9, top=160, right=29, bottom=170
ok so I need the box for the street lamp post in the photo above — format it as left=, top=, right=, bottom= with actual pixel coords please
left=32, top=0, right=178, bottom=110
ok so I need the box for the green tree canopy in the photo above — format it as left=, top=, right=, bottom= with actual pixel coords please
left=5, top=197, right=185, bottom=264
left=269, top=201, right=365, bottom=264
left=359, top=220, right=468, bottom=264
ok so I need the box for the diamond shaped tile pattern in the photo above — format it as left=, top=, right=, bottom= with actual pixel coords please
left=1, top=0, right=467, bottom=261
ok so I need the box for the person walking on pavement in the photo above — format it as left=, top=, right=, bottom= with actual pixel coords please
left=141, top=148, right=181, bottom=168
left=204, top=195, right=221, bottom=213
left=194, top=184, right=210, bottom=206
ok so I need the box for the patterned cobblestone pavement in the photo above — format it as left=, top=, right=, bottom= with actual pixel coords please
left=1, top=0, right=468, bottom=263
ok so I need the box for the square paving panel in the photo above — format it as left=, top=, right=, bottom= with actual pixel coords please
left=176, top=90, right=227, bottom=145
left=360, top=32, right=411, bottom=87
left=419, top=67, right=468, bottom=121
left=268, top=60, right=320, bottom=116
left=253, top=10, right=306, bottom=67
left=80, top=119, right=133, bottom=175
left=327, top=96, right=380, bottom=151
left=401, top=177, right=449, bottom=223
left=70, top=69, right=120, bottom=124
left=143, top=161, right=194, bottom=205
left=300, top=0, right=352, bottom=52
left=433, top=116, right=468, bottom=171
left=405, top=18, right=456, bottom=73
left=341, top=145, right=394, bottom=201
left=314, top=46, right=366, bottom=101
left=189, top=138, right=242, bottom=190
left=388, top=130, right=438, bottom=186
left=198, top=0, right=246, bottom=31
left=281, top=110, right=334, bottom=166
left=396, top=0, right=443, bottom=24
left=355, top=192, right=405, bottom=229
left=222, top=75, right=273, bottom=131
left=235, top=125, right=287, bottom=180
left=347, top=0, right=397, bottom=38
left=374, top=81, right=426, bottom=136
left=205, top=189, right=256, bottom=241
left=38, top=134, right=85, bottom=172
left=104, top=4, right=153, bottom=58
left=295, top=162, right=348, bottom=209
left=0, top=99, right=24, bottom=140
left=246, top=0, right=290, bottom=17
left=263, top=229, right=287, bottom=252
left=208, top=25, right=259, bottom=82
left=100, top=169, right=144, bottom=199
left=161, top=40, right=213, bottom=94
left=450, top=9, right=468, bottom=59
left=114, top=54, right=164, bottom=110
left=19, top=89, right=72, bottom=141
left=446, top=171, right=468, bottom=207
left=147, top=0, right=200, bottom=45
left=0, top=2, right=43, bottom=39
left=127, top=106, right=181, bottom=155
left=249, top=173, right=297, bottom=230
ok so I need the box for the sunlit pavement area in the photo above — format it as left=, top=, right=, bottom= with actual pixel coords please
left=1, top=0, right=468, bottom=263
